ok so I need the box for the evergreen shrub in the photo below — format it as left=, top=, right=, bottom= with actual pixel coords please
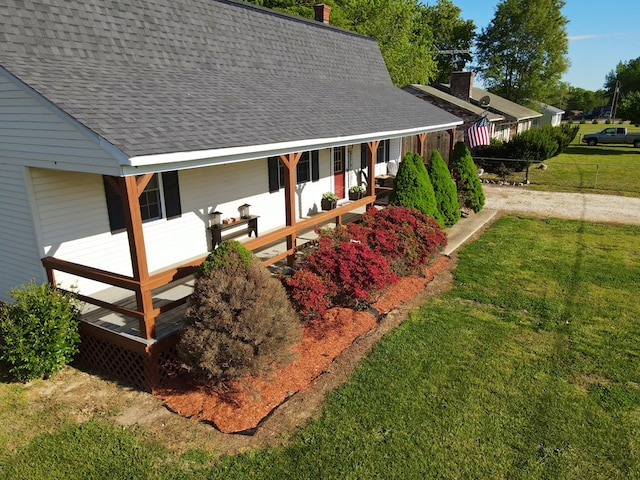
left=451, top=142, right=485, bottom=213
left=179, top=242, right=301, bottom=384
left=428, top=150, right=461, bottom=227
left=198, top=240, right=253, bottom=277
left=0, top=282, right=81, bottom=381
left=389, top=152, right=443, bottom=226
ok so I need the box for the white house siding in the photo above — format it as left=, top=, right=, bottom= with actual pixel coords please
left=0, top=72, right=122, bottom=176
left=30, top=168, right=132, bottom=295
left=0, top=164, right=46, bottom=302
left=27, top=151, right=338, bottom=295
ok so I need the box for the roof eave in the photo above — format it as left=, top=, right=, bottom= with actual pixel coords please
left=121, top=121, right=463, bottom=175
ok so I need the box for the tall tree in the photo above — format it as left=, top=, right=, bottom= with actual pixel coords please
left=249, top=0, right=438, bottom=86
left=473, top=0, right=569, bottom=104
left=420, top=0, right=476, bottom=83
left=617, top=91, right=640, bottom=125
left=340, top=0, right=437, bottom=86
left=605, top=57, right=640, bottom=99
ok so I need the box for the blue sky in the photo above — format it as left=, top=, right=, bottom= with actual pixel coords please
left=445, top=0, right=640, bottom=91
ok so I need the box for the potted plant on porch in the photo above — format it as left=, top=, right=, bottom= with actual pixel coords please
left=321, top=192, right=339, bottom=211
left=348, top=185, right=366, bottom=201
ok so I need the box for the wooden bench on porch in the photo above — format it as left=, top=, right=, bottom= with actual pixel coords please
left=210, top=215, right=260, bottom=248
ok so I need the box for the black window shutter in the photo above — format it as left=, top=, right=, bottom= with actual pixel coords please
left=268, top=156, right=280, bottom=192
left=103, top=176, right=125, bottom=233
left=311, top=151, right=319, bottom=182
left=384, top=139, right=390, bottom=162
left=162, top=171, right=182, bottom=219
left=361, top=143, right=367, bottom=169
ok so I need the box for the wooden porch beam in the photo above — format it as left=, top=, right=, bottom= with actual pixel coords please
left=280, top=152, right=302, bottom=266
left=135, top=173, right=154, bottom=196
left=366, top=140, right=380, bottom=198
left=448, top=128, right=457, bottom=163
left=417, top=132, right=427, bottom=158
left=121, top=176, right=156, bottom=339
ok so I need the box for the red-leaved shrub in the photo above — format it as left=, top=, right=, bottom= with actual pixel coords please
left=298, top=238, right=397, bottom=311
left=283, top=206, right=446, bottom=318
left=283, top=269, right=331, bottom=321
left=328, top=206, right=447, bottom=276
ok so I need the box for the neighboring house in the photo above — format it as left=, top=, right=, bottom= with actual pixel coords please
left=535, top=103, right=565, bottom=127
left=403, top=83, right=506, bottom=154
left=0, top=0, right=461, bottom=388
left=412, top=72, right=542, bottom=144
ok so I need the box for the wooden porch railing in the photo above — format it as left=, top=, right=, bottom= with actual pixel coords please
left=41, top=194, right=377, bottom=341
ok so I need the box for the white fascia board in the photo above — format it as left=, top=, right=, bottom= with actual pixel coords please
left=0, top=66, right=129, bottom=166
left=121, top=121, right=463, bottom=175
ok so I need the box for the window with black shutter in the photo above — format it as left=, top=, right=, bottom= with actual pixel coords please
left=267, top=151, right=319, bottom=191
left=103, top=172, right=182, bottom=233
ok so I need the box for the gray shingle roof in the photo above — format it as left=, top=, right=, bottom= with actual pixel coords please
left=405, top=85, right=504, bottom=123
left=437, top=84, right=542, bottom=122
left=1, top=0, right=461, bottom=158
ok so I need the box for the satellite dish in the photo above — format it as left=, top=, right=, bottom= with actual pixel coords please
left=479, top=95, right=491, bottom=108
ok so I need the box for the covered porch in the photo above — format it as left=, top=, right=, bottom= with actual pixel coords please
left=39, top=138, right=431, bottom=390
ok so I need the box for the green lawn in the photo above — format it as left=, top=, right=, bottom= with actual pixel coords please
left=2, top=216, right=639, bottom=479
left=482, top=123, right=640, bottom=196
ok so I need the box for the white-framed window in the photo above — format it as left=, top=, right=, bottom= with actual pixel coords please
left=103, top=172, right=182, bottom=233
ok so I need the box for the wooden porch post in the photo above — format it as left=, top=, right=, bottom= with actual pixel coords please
left=120, top=175, right=156, bottom=340
left=417, top=132, right=427, bottom=158
left=279, top=152, right=302, bottom=266
left=447, top=127, right=457, bottom=163
left=366, top=140, right=380, bottom=198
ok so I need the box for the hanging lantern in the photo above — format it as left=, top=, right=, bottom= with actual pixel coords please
left=238, top=203, right=251, bottom=219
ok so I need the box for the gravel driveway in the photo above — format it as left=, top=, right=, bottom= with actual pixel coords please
left=483, top=185, right=640, bottom=225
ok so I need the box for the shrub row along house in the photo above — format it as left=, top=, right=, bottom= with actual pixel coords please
left=0, top=0, right=462, bottom=388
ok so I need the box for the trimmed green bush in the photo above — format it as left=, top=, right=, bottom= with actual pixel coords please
left=450, top=141, right=485, bottom=213
left=555, top=123, right=579, bottom=154
left=198, top=240, right=254, bottom=277
left=390, top=152, right=443, bottom=226
left=507, top=126, right=558, bottom=162
left=179, top=246, right=301, bottom=385
left=428, top=150, right=460, bottom=227
left=0, top=281, right=81, bottom=381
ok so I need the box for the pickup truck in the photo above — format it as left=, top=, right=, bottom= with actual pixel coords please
left=582, top=127, right=640, bottom=147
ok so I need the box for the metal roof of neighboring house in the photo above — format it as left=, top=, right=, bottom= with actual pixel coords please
left=437, top=84, right=542, bottom=122
left=540, top=103, right=565, bottom=115
left=405, top=84, right=504, bottom=123
left=0, top=0, right=461, bottom=166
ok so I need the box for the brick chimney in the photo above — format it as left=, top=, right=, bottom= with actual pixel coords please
left=314, top=4, right=331, bottom=24
left=450, top=71, right=474, bottom=101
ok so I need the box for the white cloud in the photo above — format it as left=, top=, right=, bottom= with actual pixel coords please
left=569, top=33, right=630, bottom=41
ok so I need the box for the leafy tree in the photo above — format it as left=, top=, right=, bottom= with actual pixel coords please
left=474, top=0, right=569, bottom=104
left=450, top=142, right=485, bottom=213
left=566, top=86, right=607, bottom=114
left=250, top=0, right=437, bottom=86
left=605, top=57, right=640, bottom=99
left=340, top=0, right=436, bottom=86
left=420, top=0, right=475, bottom=83
left=390, top=152, right=443, bottom=225
left=428, top=149, right=460, bottom=227
left=617, top=91, right=640, bottom=125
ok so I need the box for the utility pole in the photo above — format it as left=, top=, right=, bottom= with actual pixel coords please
left=610, top=80, right=621, bottom=121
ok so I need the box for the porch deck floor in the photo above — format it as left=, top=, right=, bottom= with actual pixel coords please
left=80, top=206, right=366, bottom=344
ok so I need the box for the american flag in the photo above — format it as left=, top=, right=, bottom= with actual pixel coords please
left=466, top=115, right=491, bottom=148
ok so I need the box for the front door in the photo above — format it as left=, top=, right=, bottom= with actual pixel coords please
left=333, top=146, right=345, bottom=199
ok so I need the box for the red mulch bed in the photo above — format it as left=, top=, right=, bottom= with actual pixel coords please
left=154, top=255, right=450, bottom=434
